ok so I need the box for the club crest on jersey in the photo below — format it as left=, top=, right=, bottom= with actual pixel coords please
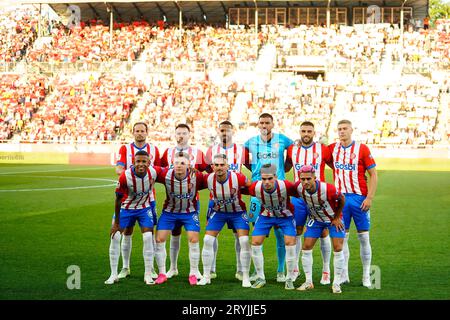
left=188, top=183, right=194, bottom=192
left=351, top=153, right=357, bottom=160
left=230, top=188, right=237, bottom=195
left=313, top=152, right=320, bottom=159
left=273, top=143, right=279, bottom=149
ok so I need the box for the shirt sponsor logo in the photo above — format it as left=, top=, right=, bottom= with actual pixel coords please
left=257, top=152, right=279, bottom=159
left=295, top=163, right=319, bottom=171
left=334, top=162, right=356, bottom=171
left=169, top=192, right=193, bottom=199
left=134, top=191, right=150, bottom=197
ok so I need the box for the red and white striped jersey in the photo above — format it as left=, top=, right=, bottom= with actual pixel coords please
left=329, top=141, right=376, bottom=196
left=156, top=168, right=207, bottom=214
left=161, top=146, right=208, bottom=171
left=249, top=180, right=297, bottom=217
left=205, top=143, right=249, bottom=173
left=116, top=142, right=161, bottom=169
left=286, top=142, right=332, bottom=182
left=116, top=142, right=160, bottom=201
left=296, top=180, right=342, bottom=223
left=115, top=167, right=158, bottom=210
left=206, top=172, right=248, bottom=213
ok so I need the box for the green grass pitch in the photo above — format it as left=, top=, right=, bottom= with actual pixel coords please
left=0, top=159, right=449, bottom=300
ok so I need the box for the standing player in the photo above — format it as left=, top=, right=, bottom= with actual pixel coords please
left=295, top=166, right=346, bottom=294
left=153, top=152, right=207, bottom=285
left=329, top=120, right=378, bottom=288
left=198, top=154, right=252, bottom=287
left=244, top=113, right=293, bottom=282
left=285, top=121, right=333, bottom=284
left=205, top=120, right=250, bottom=281
left=105, top=150, right=157, bottom=285
left=160, top=124, right=208, bottom=279
left=115, top=122, right=160, bottom=280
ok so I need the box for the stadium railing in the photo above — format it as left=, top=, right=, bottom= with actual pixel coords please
left=1, top=61, right=207, bottom=74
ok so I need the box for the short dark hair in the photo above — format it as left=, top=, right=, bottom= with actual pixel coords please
left=219, top=120, right=233, bottom=128
left=175, top=123, right=190, bottom=132
left=300, top=121, right=315, bottom=128
left=260, top=163, right=277, bottom=175
left=174, top=151, right=190, bottom=161
left=135, top=150, right=149, bottom=157
left=133, top=122, right=148, bottom=132
left=213, top=153, right=227, bottom=162
left=259, top=113, right=273, bottom=121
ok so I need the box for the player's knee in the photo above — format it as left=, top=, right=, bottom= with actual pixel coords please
left=124, top=227, right=134, bottom=236
left=238, top=235, right=250, bottom=248
left=203, top=234, right=215, bottom=248
left=172, top=228, right=182, bottom=236
left=111, top=231, right=121, bottom=242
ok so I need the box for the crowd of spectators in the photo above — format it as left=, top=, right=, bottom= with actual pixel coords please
left=0, top=8, right=448, bottom=147
left=0, top=6, right=39, bottom=64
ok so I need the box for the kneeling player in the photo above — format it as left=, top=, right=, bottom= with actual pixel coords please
left=295, top=166, right=346, bottom=294
left=105, top=150, right=157, bottom=285
left=247, top=164, right=298, bottom=290
left=198, top=154, right=252, bottom=287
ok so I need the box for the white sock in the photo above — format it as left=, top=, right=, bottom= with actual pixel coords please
left=121, top=234, right=132, bottom=269
left=234, top=233, right=242, bottom=273
left=358, top=232, right=372, bottom=279
left=151, top=236, right=157, bottom=273
left=320, top=235, right=331, bottom=274
left=142, top=232, right=154, bottom=275
left=239, top=236, right=251, bottom=279
left=302, top=249, right=313, bottom=283
left=155, top=241, right=167, bottom=275
left=251, top=245, right=265, bottom=280
left=285, top=245, right=297, bottom=280
left=201, top=235, right=215, bottom=278
left=295, top=235, right=302, bottom=271
left=169, top=235, right=181, bottom=271
left=109, top=231, right=122, bottom=277
left=333, top=250, right=345, bottom=285
left=211, top=235, right=218, bottom=273
left=343, top=232, right=350, bottom=278
left=188, top=241, right=200, bottom=276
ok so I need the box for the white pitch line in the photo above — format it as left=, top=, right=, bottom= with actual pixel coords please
left=0, top=184, right=115, bottom=192
left=0, top=167, right=111, bottom=175
left=0, top=175, right=117, bottom=192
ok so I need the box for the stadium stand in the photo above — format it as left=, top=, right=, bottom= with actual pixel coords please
left=0, top=2, right=448, bottom=150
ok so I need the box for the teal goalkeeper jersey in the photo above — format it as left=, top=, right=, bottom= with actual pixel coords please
left=244, top=133, right=293, bottom=181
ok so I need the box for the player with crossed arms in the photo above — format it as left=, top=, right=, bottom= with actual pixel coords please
left=105, top=150, right=158, bottom=285
left=295, top=165, right=346, bottom=294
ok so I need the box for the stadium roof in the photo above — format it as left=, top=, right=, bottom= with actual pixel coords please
left=17, top=1, right=429, bottom=23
